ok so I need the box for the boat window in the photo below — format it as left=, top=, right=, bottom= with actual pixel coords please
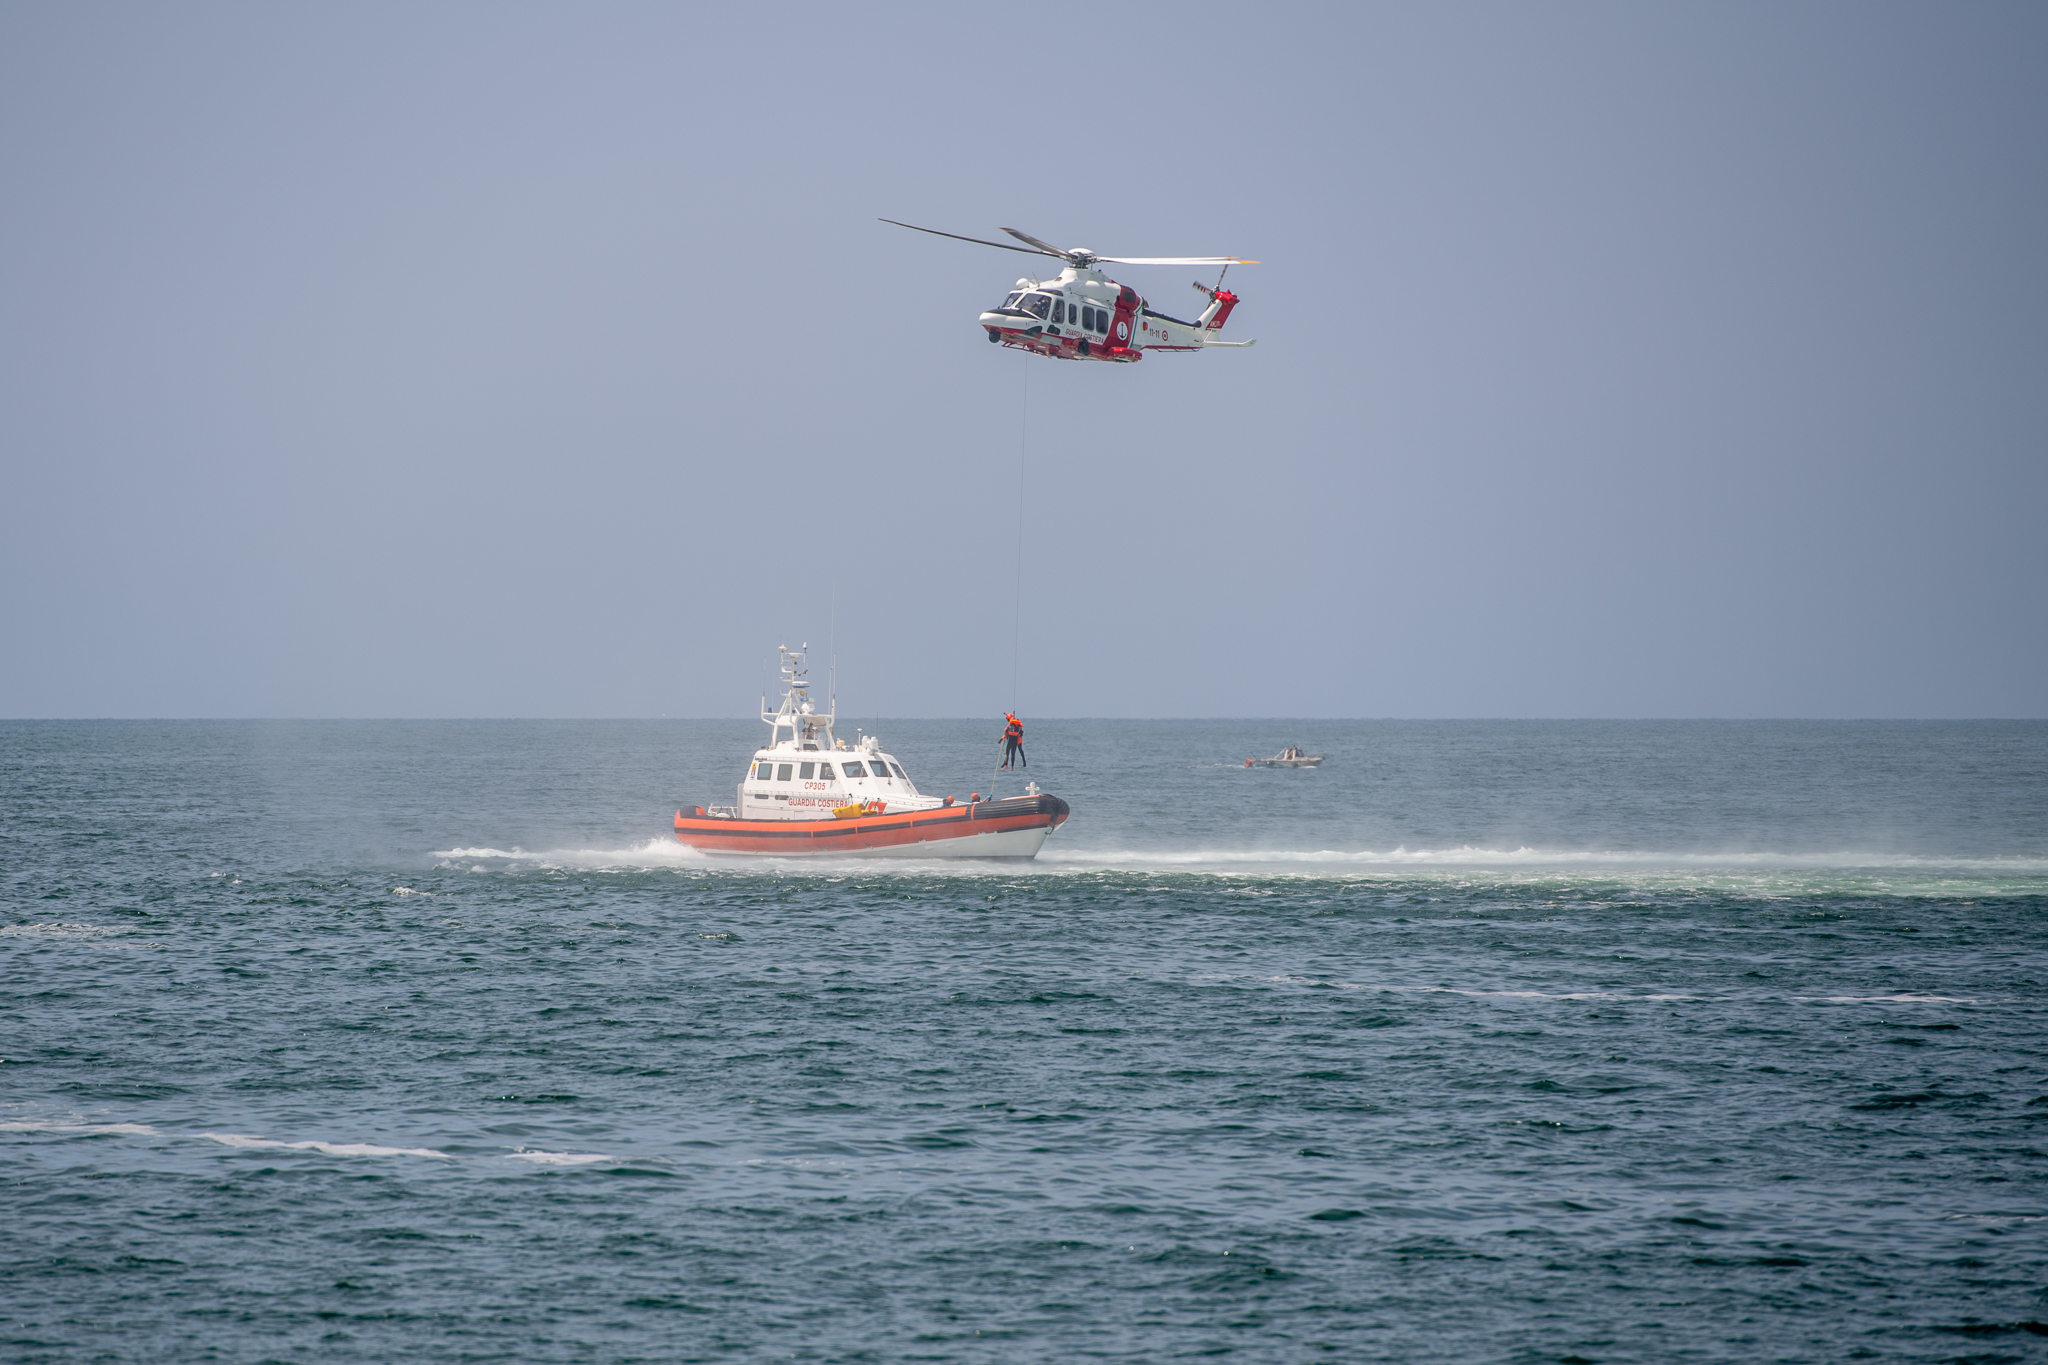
left=817, top=763, right=834, bottom=779
left=841, top=760, right=866, bottom=777
left=755, top=762, right=772, bottom=780
left=889, top=763, right=908, bottom=780
left=776, top=764, right=793, bottom=781
left=799, top=762, right=815, bottom=780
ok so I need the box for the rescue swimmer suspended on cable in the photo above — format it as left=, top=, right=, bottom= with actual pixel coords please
left=880, top=220, right=1258, bottom=363
left=1000, top=712, right=1026, bottom=771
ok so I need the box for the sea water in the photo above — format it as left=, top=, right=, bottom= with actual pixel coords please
left=2, top=719, right=2044, bottom=1363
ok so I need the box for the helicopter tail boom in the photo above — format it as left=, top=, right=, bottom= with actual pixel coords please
left=1194, top=287, right=1241, bottom=331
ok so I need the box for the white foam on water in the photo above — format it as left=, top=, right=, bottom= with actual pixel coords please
left=0, top=1120, right=161, bottom=1136
left=746, top=1156, right=851, bottom=1172
left=201, top=1132, right=453, bottom=1160
left=3, top=1117, right=612, bottom=1170
left=434, top=839, right=708, bottom=870
left=504, top=1148, right=611, bottom=1166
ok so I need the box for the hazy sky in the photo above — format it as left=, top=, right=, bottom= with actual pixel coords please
left=3, top=2, right=2043, bottom=718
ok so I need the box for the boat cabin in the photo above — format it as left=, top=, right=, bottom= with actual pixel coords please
left=715, top=644, right=945, bottom=821
left=738, top=737, right=926, bottom=819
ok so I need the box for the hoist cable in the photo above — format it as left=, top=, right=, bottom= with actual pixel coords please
left=1012, top=355, right=1027, bottom=714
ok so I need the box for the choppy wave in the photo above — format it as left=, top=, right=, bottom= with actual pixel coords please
left=1, top=922, right=167, bottom=947
left=1794, top=993, right=1980, bottom=1004
left=1041, top=846, right=2048, bottom=873
left=1205, top=974, right=1985, bottom=1005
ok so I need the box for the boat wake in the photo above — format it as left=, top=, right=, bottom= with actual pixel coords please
left=419, top=838, right=2048, bottom=886
left=433, top=839, right=709, bottom=870
left=1037, top=846, right=2048, bottom=874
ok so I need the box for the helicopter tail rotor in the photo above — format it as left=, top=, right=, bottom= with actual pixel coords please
left=1192, top=264, right=1232, bottom=299
left=1192, top=269, right=1241, bottom=331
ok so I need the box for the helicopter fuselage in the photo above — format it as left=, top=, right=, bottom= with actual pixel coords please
left=978, top=265, right=1248, bottom=363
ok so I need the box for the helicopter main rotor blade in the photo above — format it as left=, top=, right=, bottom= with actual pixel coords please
left=1096, top=255, right=1259, bottom=266
left=1000, top=226, right=1079, bottom=259
left=879, top=219, right=1058, bottom=258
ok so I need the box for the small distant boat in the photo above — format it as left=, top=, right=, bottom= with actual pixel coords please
left=1245, top=746, right=1322, bottom=768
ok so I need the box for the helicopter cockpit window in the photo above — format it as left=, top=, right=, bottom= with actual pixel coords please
left=1002, top=292, right=1022, bottom=309
left=1023, top=293, right=1051, bottom=319
left=1053, top=301, right=1066, bottom=323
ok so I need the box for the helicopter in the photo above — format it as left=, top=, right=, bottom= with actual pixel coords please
left=881, top=220, right=1258, bottom=363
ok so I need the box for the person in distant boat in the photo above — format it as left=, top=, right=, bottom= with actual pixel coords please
left=1000, top=712, right=1026, bottom=769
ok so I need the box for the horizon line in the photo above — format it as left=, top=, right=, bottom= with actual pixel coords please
left=2, top=716, right=2042, bottom=724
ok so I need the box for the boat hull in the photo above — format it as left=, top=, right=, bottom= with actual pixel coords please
left=674, top=793, right=1070, bottom=859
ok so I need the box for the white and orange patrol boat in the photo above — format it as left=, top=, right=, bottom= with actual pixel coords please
left=673, top=645, right=1069, bottom=859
